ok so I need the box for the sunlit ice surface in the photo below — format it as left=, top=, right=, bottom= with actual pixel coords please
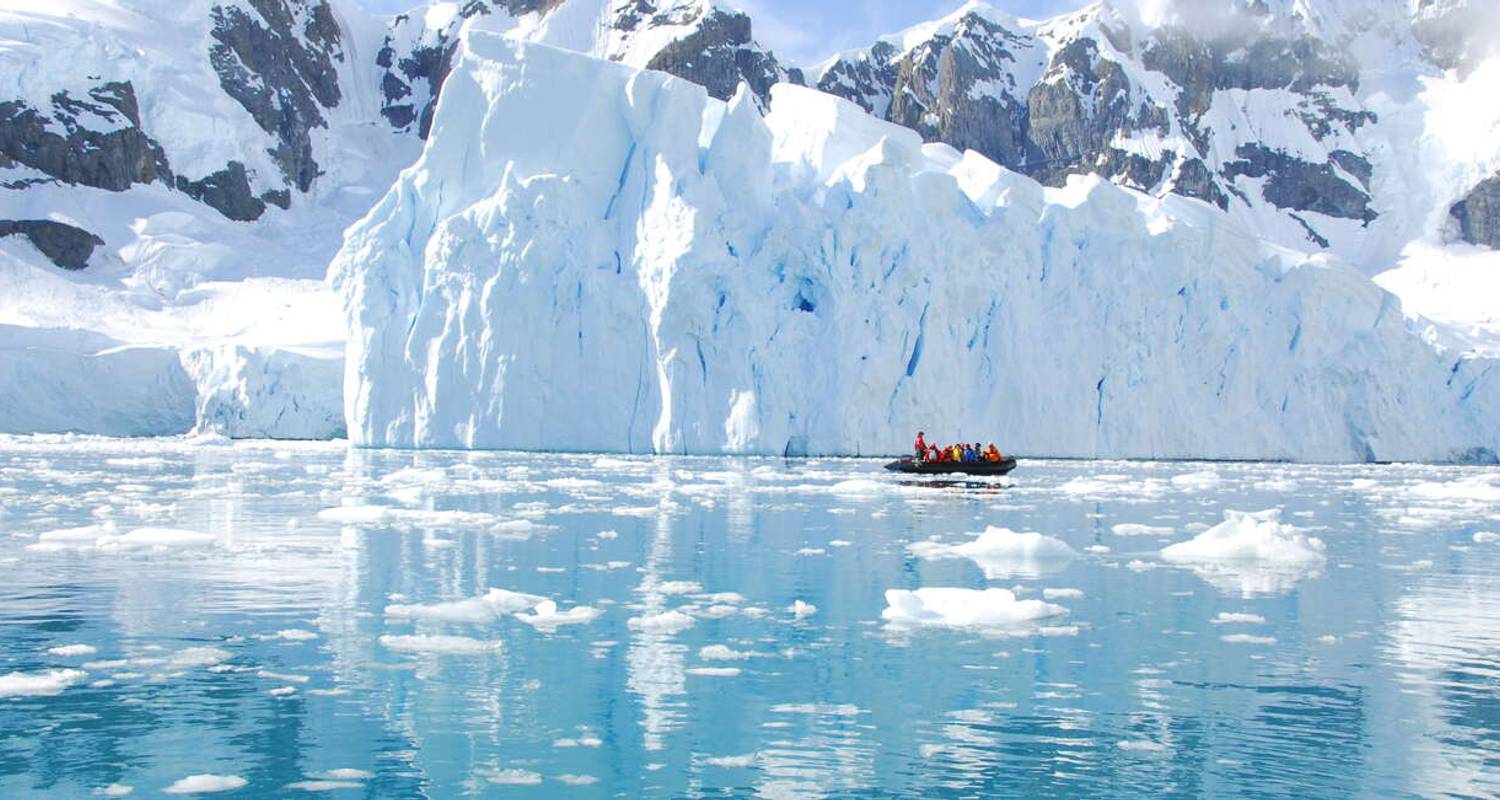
left=1, top=437, right=1499, bottom=797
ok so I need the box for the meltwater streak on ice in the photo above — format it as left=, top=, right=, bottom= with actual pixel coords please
left=2, top=439, right=1500, bottom=796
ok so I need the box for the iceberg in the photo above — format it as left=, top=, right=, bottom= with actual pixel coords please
left=881, top=587, right=1068, bottom=631
left=331, top=34, right=1500, bottom=462
left=1161, top=509, right=1327, bottom=595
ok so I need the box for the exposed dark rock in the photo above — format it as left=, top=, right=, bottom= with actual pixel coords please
left=175, top=161, right=267, bottom=221
left=261, top=188, right=292, bottom=210
left=1449, top=172, right=1500, bottom=248
left=209, top=0, right=344, bottom=191
left=1174, top=157, right=1229, bottom=209
left=0, top=219, right=105, bottom=270
left=1221, top=144, right=1377, bottom=223
left=0, top=82, right=171, bottom=192
left=644, top=6, right=794, bottom=105
left=1027, top=37, right=1165, bottom=186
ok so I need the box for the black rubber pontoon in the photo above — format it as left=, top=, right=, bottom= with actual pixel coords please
left=884, top=456, right=1017, bottom=476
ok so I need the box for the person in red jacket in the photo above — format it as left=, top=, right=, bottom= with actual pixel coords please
left=914, top=431, right=928, bottom=461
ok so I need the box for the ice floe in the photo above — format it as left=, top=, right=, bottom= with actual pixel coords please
left=1220, top=634, right=1277, bottom=645
left=46, top=644, right=97, bottom=657
left=487, top=770, right=543, bottom=785
left=910, top=526, right=1076, bottom=579
left=91, top=784, right=132, bottom=796
left=1211, top=613, right=1267, bottom=625
left=627, top=610, right=696, bottom=634
left=514, top=600, right=602, bottom=630
left=882, top=588, right=1067, bottom=632
left=162, top=775, right=247, bottom=794
left=0, top=667, right=87, bottom=697
left=385, top=588, right=547, bottom=624
left=1161, top=509, right=1326, bottom=595
left=788, top=600, right=817, bottom=619
left=1112, top=523, right=1174, bottom=537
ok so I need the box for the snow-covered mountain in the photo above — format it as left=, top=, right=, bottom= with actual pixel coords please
left=1, top=0, right=1497, bottom=460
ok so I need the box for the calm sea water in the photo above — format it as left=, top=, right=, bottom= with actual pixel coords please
left=1, top=437, right=1498, bottom=798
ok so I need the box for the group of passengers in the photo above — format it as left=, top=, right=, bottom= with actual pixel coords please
left=913, top=432, right=1003, bottom=464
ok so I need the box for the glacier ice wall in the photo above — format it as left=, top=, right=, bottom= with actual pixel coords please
left=332, top=33, right=1500, bottom=462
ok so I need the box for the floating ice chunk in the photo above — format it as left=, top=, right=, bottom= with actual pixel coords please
left=1171, top=471, right=1222, bottom=490
left=1043, top=588, right=1084, bottom=600
left=378, top=635, right=502, bottom=655
left=114, top=528, right=215, bottom=550
left=627, top=610, right=696, bottom=634
left=910, top=527, right=1077, bottom=579
left=700, top=645, right=756, bottom=660
left=1211, top=613, right=1266, bottom=625
left=0, top=668, right=87, bottom=697
left=1162, top=510, right=1324, bottom=569
left=386, top=588, right=547, bottom=624
left=1473, top=532, right=1499, bottom=543
left=882, top=588, right=1067, bottom=631
left=770, top=703, right=865, bottom=716
left=556, top=775, right=598, bottom=785
left=514, top=600, right=601, bottom=629
left=268, top=687, right=297, bottom=697
left=1086, top=545, right=1112, bottom=554
left=652, top=581, right=702, bottom=595
left=92, top=784, right=133, bottom=796
left=46, top=644, right=98, bottom=657
left=829, top=539, right=853, bottom=547
left=488, top=770, right=543, bottom=785
left=1112, top=523, right=1174, bottom=537
left=163, top=775, right=247, bottom=794
left=795, top=547, right=826, bottom=556
left=265, top=629, right=318, bottom=641
left=1220, top=634, right=1277, bottom=645
left=829, top=479, right=887, bottom=495
left=316, top=505, right=392, bottom=524
left=164, top=647, right=231, bottom=668
left=788, top=600, right=817, bottom=619
left=1255, top=478, right=1297, bottom=492
left=596, top=529, right=619, bottom=540
left=686, top=667, right=742, bottom=676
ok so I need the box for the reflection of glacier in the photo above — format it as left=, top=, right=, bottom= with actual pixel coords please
left=333, top=34, right=1500, bottom=462
left=627, top=491, right=690, bottom=753
left=1387, top=581, right=1500, bottom=798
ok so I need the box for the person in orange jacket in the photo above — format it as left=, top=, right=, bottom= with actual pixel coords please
left=985, top=443, right=1002, bottom=462
left=914, top=431, right=928, bottom=460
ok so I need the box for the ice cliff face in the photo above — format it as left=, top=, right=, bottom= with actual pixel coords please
left=331, top=34, right=1499, bottom=461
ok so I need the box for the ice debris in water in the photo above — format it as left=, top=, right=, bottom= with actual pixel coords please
left=514, top=600, right=601, bottom=630
left=29, top=524, right=214, bottom=553
left=1162, top=510, right=1326, bottom=566
left=1473, top=531, right=1499, bottom=543
left=1043, top=588, right=1084, bottom=600
left=910, top=527, right=1077, bottom=579
left=788, top=600, right=817, bottom=619
left=385, top=588, right=547, bottom=623
left=1220, top=634, right=1278, bottom=645
left=378, top=635, right=502, bottom=655
left=627, top=610, right=696, bottom=634
left=487, top=770, right=543, bottom=785
left=882, top=588, right=1067, bottom=631
left=1112, top=523, right=1174, bottom=537
left=91, top=785, right=133, bottom=797
left=1211, top=613, right=1267, bottom=625
left=0, top=668, right=87, bottom=697
left=162, top=775, right=247, bottom=794
left=699, top=645, right=756, bottom=660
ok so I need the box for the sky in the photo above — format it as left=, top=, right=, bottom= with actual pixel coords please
left=351, top=0, right=1088, bottom=64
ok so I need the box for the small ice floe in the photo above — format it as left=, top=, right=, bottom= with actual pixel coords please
left=0, top=668, right=87, bottom=697
left=378, top=635, right=501, bottom=655
left=28, top=524, right=215, bottom=553
left=1170, top=470, right=1222, bottom=491
left=699, top=645, right=757, bottom=661
left=882, top=588, right=1066, bottom=633
left=162, top=774, right=247, bottom=794
left=1220, top=633, right=1277, bottom=645
left=769, top=703, right=865, bottom=716
left=596, top=529, right=620, bottom=540
left=1086, top=545, right=1111, bottom=554
left=1161, top=509, right=1326, bottom=596
left=553, top=730, right=603, bottom=748
left=788, top=600, right=817, bottom=619
left=1473, top=531, right=1499, bottom=543
left=386, top=588, right=547, bottom=624
left=627, top=610, right=696, bottom=634
left=795, top=547, right=826, bottom=556
left=1210, top=613, right=1266, bottom=625
left=829, top=539, right=853, bottom=547
left=556, top=774, right=598, bottom=785
left=514, top=600, right=601, bottom=630
left=262, top=629, right=318, bottom=642
left=46, top=644, right=98, bottom=657
left=1042, top=588, right=1084, bottom=600
left=1111, top=523, right=1174, bottom=537
left=1117, top=739, right=1169, bottom=752
left=91, top=784, right=132, bottom=796
left=910, top=526, right=1076, bottom=579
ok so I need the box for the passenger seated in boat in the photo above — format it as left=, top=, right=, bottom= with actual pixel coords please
left=985, top=443, right=1002, bottom=462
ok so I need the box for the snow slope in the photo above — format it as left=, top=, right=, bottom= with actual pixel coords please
left=331, top=34, right=1500, bottom=461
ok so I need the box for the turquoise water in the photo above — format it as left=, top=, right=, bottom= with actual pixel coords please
left=1, top=438, right=1499, bottom=798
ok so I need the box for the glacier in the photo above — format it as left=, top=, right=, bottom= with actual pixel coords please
left=331, top=33, right=1500, bottom=461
